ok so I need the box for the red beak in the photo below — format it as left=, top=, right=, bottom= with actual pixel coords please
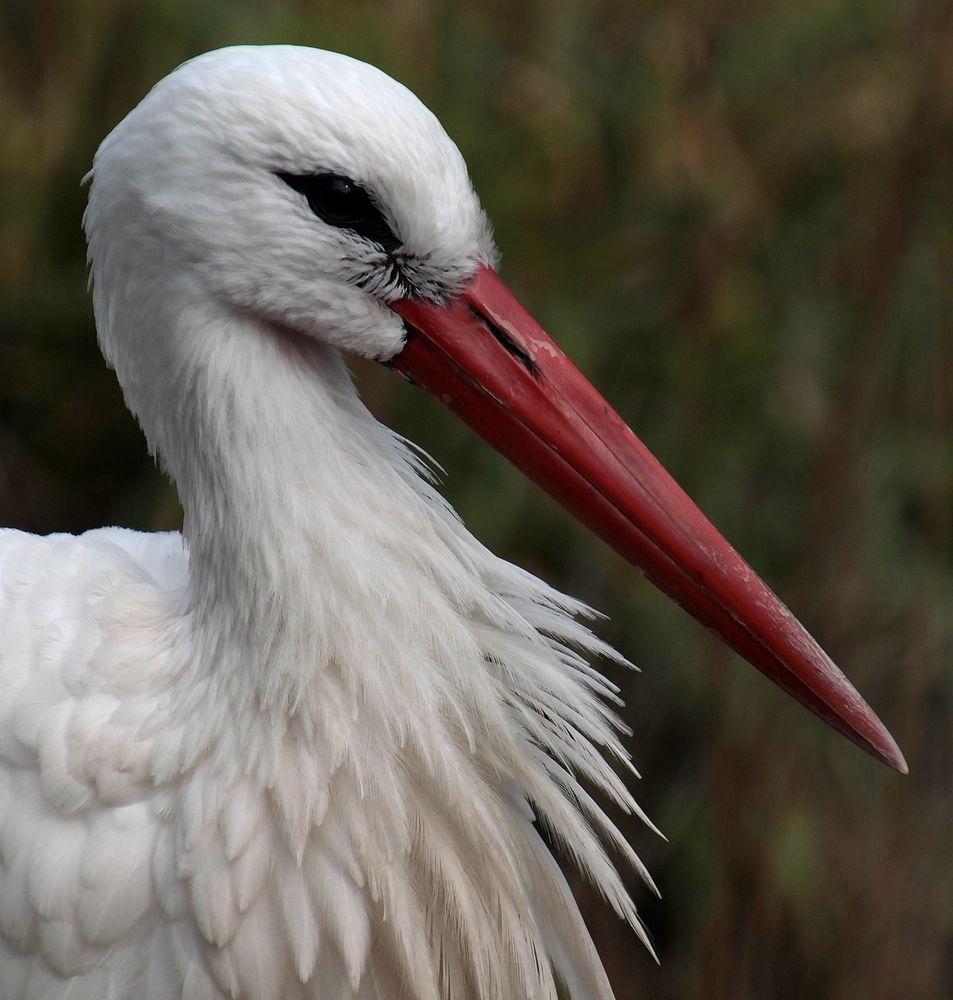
left=390, top=265, right=907, bottom=773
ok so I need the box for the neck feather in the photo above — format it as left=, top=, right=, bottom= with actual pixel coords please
left=146, top=303, right=495, bottom=727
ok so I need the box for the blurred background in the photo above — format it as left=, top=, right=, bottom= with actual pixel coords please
left=1, top=1, right=951, bottom=997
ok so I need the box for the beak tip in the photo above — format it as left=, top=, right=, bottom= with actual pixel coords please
left=882, top=737, right=909, bottom=776
left=860, top=709, right=908, bottom=773
left=840, top=687, right=908, bottom=774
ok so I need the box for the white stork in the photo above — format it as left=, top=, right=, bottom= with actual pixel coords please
left=0, top=45, right=904, bottom=1000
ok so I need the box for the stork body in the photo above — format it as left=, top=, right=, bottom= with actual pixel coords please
left=0, top=352, right=639, bottom=999
left=0, top=45, right=902, bottom=1000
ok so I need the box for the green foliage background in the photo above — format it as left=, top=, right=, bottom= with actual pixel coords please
left=2, top=1, right=951, bottom=996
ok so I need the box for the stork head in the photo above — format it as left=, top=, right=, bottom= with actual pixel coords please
left=86, top=45, right=495, bottom=364
left=84, top=45, right=906, bottom=774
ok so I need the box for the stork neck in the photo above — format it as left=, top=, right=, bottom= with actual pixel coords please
left=163, top=308, right=432, bottom=710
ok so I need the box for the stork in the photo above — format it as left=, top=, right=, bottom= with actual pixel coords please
left=0, top=46, right=904, bottom=1000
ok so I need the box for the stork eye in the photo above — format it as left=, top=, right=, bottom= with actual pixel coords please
left=277, top=172, right=401, bottom=254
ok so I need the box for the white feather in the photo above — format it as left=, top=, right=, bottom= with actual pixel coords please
left=228, top=893, right=290, bottom=1000
left=1, top=841, right=38, bottom=950
left=37, top=918, right=89, bottom=977
left=275, top=854, right=320, bottom=982
left=77, top=805, right=156, bottom=945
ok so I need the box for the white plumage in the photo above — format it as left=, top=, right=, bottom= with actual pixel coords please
left=0, top=46, right=654, bottom=1000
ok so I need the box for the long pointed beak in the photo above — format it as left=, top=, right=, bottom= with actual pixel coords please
left=389, top=265, right=906, bottom=773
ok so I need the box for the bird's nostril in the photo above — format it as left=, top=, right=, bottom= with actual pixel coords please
left=465, top=303, right=540, bottom=376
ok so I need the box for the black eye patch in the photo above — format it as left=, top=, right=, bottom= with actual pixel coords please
left=276, top=172, right=401, bottom=255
